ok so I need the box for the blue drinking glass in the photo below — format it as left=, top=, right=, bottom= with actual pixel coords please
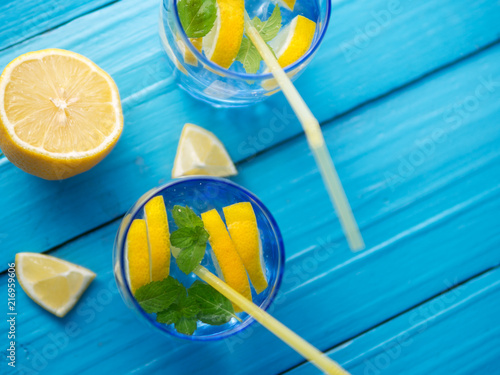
left=159, top=0, right=331, bottom=107
left=113, top=177, right=285, bottom=341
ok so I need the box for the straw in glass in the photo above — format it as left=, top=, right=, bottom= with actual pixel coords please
left=171, top=247, right=349, bottom=375
left=243, top=11, right=364, bottom=251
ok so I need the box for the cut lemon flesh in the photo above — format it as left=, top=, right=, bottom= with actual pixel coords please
left=277, top=0, right=296, bottom=11
left=127, top=219, right=151, bottom=294
left=172, top=123, right=237, bottom=178
left=223, top=202, right=268, bottom=294
left=201, top=209, right=252, bottom=312
left=0, top=49, right=123, bottom=180
left=16, top=252, right=96, bottom=317
left=268, top=15, right=316, bottom=68
left=177, top=36, right=203, bottom=66
left=203, top=0, right=245, bottom=69
left=144, top=196, right=171, bottom=282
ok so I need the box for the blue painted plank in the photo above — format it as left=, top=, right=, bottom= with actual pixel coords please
left=287, top=266, right=500, bottom=375
left=5, top=42, right=500, bottom=375
left=1, top=0, right=499, bottom=266
left=0, top=0, right=116, bottom=51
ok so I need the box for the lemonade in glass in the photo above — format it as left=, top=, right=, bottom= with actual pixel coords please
left=113, top=177, right=285, bottom=340
left=159, top=0, right=331, bottom=106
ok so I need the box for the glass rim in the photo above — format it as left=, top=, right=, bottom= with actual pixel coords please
left=169, top=0, right=332, bottom=81
left=116, top=176, right=286, bottom=341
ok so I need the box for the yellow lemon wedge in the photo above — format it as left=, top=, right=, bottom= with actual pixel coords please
left=223, top=202, right=268, bottom=294
left=0, top=49, right=123, bottom=180
left=203, top=0, right=245, bottom=69
left=268, top=15, right=317, bottom=68
left=172, top=123, right=237, bottom=178
left=277, top=0, right=297, bottom=11
left=177, top=36, right=203, bottom=66
left=144, top=196, right=171, bottom=282
left=16, top=252, right=96, bottom=317
left=126, top=219, right=151, bottom=294
left=201, top=209, right=252, bottom=312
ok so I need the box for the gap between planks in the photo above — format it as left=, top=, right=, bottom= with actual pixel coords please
left=1, top=35, right=500, bottom=273
left=279, top=262, right=500, bottom=374
left=0, top=0, right=122, bottom=54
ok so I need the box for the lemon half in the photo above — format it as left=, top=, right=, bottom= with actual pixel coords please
left=0, top=49, right=123, bottom=180
left=203, top=0, right=245, bottom=69
left=16, top=252, right=96, bottom=317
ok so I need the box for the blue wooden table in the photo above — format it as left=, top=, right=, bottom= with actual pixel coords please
left=1, top=0, right=500, bottom=374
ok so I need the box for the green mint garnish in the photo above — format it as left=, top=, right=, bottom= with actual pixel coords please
left=172, top=205, right=204, bottom=229
left=189, top=280, right=238, bottom=325
left=145, top=279, right=236, bottom=336
left=175, top=317, right=199, bottom=335
left=158, top=292, right=200, bottom=335
left=178, top=0, right=217, bottom=38
left=236, top=38, right=263, bottom=74
left=237, top=5, right=282, bottom=74
left=171, top=206, right=209, bottom=275
left=135, top=277, right=184, bottom=313
left=252, top=5, right=282, bottom=42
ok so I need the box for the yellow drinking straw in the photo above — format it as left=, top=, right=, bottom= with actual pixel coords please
left=171, top=247, right=349, bottom=375
left=244, top=11, right=364, bottom=251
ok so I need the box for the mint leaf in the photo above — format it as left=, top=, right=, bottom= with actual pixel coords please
left=170, top=227, right=196, bottom=248
left=171, top=226, right=209, bottom=249
left=176, top=241, right=206, bottom=274
left=157, top=292, right=200, bottom=335
left=252, top=5, right=282, bottom=42
left=171, top=207, right=209, bottom=274
left=189, top=280, right=237, bottom=325
left=178, top=0, right=217, bottom=38
left=172, top=205, right=204, bottom=229
left=175, top=317, right=198, bottom=335
left=236, top=38, right=263, bottom=74
left=135, top=277, right=184, bottom=313
left=237, top=5, right=282, bottom=74
left=157, top=309, right=182, bottom=325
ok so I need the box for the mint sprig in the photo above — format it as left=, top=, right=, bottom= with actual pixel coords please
left=171, top=206, right=209, bottom=275
left=252, top=5, right=282, bottom=42
left=138, top=278, right=237, bottom=336
left=172, top=205, right=204, bottom=229
left=135, top=277, right=184, bottom=313
left=178, top=0, right=217, bottom=38
left=236, top=5, right=282, bottom=74
left=189, top=281, right=238, bottom=325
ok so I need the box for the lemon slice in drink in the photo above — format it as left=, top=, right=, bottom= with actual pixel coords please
left=224, top=202, right=268, bottom=294
left=177, top=36, right=203, bottom=66
left=16, top=252, right=96, bottom=317
left=144, top=196, right=171, bottom=281
left=172, top=123, right=237, bottom=178
left=203, top=0, right=245, bottom=69
left=268, top=15, right=316, bottom=68
left=277, top=0, right=297, bottom=11
left=201, top=209, right=252, bottom=312
left=127, top=219, right=151, bottom=294
left=0, top=49, right=123, bottom=180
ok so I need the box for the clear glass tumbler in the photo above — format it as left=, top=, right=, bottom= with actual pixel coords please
left=159, top=0, right=331, bottom=107
left=113, top=177, right=285, bottom=341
